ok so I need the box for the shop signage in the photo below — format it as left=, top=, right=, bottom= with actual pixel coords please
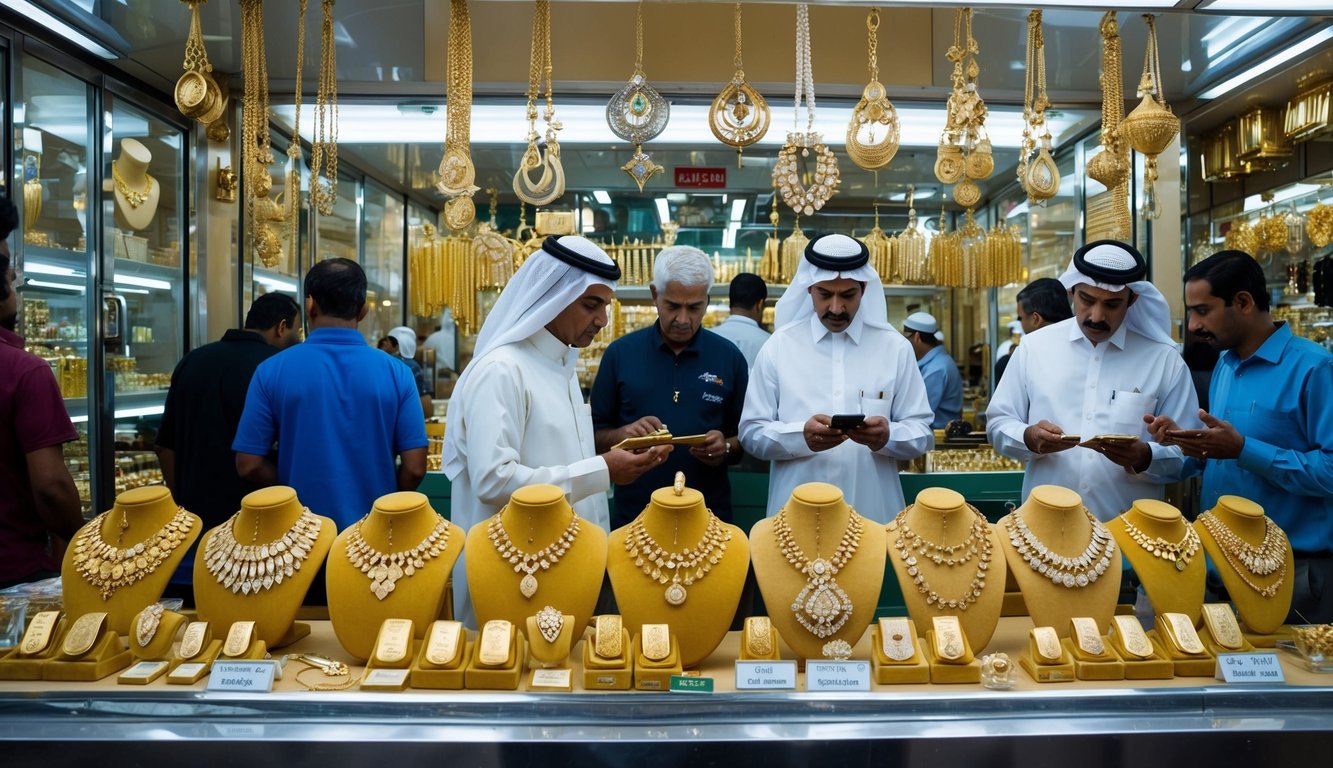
left=734, top=660, right=798, bottom=690
left=674, top=167, right=727, bottom=188
left=1215, top=653, right=1285, bottom=683
left=805, top=660, right=871, bottom=692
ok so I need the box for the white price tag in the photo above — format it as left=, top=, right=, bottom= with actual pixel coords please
left=1215, top=652, right=1285, bottom=684
left=735, top=660, right=797, bottom=690
left=531, top=668, right=572, bottom=689
left=206, top=660, right=278, bottom=692
left=804, top=660, right=871, bottom=692
left=168, top=662, right=208, bottom=682
left=362, top=668, right=410, bottom=689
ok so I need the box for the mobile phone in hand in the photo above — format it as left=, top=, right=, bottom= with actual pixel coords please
left=830, top=413, right=866, bottom=431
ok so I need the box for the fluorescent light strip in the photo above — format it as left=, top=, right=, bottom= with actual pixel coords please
left=24, top=278, right=85, bottom=292
left=114, top=405, right=165, bottom=419
left=592, top=190, right=612, bottom=205
left=254, top=274, right=298, bottom=293
left=22, top=261, right=80, bottom=277
left=1203, top=1, right=1333, bottom=11
left=655, top=199, right=671, bottom=226
left=1198, top=27, right=1333, bottom=100
left=0, top=0, right=119, bottom=59
left=113, top=274, right=172, bottom=290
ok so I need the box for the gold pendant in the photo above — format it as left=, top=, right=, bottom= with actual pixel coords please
left=443, top=194, right=476, bottom=232
left=1202, top=604, right=1244, bottom=651
left=135, top=603, right=166, bottom=648
left=1071, top=617, right=1105, bottom=656
left=932, top=616, right=965, bottom=661
left=513, top=141, right=565, bottom=206
left=664, top=577, right=687, bottom=606
left=1164, top=613, right=1205, bottom=654
left=1033, top=626, right=1063, bottom=661
left=773, top=134, right=840, bottom=217
left=710, top=76, right=770, bottom=163
left=178, top=622, right=208, bottom=660
left=1113, top=615, right=1154, bottom=659
left=621, top=146, right=663, bottom=192
left=1024, top=144, right=1060, bottom=202
left=846, top=81, right=900, bottom=171
left=223, top=620, right=255, bottom=657
left=20, top=611, right=60, bottom=656
left=520, top=573, right=539, bottom=599
left=879, top=618, right=915, bottom=661
left=536, top=606, right=564, bottom=644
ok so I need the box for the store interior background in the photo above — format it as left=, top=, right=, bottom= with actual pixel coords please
left=5, top=1, right=1333, bottom=515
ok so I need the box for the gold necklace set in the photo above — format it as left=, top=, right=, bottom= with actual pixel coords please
left=625, top=511, right=731, bottom=606
left=203, top=507, right=323, bottom=595
left=345, top=515, right=451, bottom=600
left=892, top=504, right=993, bottom=611
left=1005, top=507, right=1117, bottom=588
left=1121, top=515, right=1199, bottom=572
left=437, top=0, right=478, bottom=230
left=487, top=509, right=581, bottom=599
left=71, top=507, right=195, bottom=600
left=111, top=163, right=154, bottom=209
left=773, top=505, right=862, bottom=639
left=1198, top=511, right=1288, bottom=598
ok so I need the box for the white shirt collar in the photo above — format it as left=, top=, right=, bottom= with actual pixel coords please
left=807, top=310, right=865, bottom=345
left=1065, top=315, right=1130, bottom=350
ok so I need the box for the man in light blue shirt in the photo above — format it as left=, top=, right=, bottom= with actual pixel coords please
left=711, top=273, right=770, bottom=368
left=1148, top=250, right=1333, bottom=622
left=903, top=312, right=963, bottom=429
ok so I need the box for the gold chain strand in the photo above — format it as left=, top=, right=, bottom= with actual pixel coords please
left=309, top=0, right=340, bottom=216
left=71, top=508, right=195, bottom=600
left=891, top=504, right=993, bottom=611
left=709, top=2, right=770, bottom=166
left=181, top=0, right=211, bottom=73
left=203, top=508, right=322, bottom=595
left=625, top=512, right=731, bottom=606
left=514, top=0, right=564, bottom=206
left=111, top=163, right=155, bottom=209
left=438, top=0, right=478, bottom=227
left=286, top=0, right=307, bottom=262
left=345, top=515, right=450, bottom=600
left=1086, top=11, right=1131, bottom=240
left=1120, top=515, right=1200, bottom=572
left=609, top=0, right=668, bottom=190
left=487, top=509, right=581, bottom=599
left=1020, top=10, right=1058, bottom=204
left=773, top=505, right=863, bottom=639
left=846, top=8, right=899, bottom=172
left=1197, top=512, right=1288, bottom=599
left=240, top=0, right=276, bottom=265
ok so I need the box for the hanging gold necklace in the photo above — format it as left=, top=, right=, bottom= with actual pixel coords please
left=845, top=8, right=899, bottom=172
left=1086, top=10, right=1131, bottom=243
left=891, top=504, right=993, bottom=611
left=240, top=0, right=282, bottom=269
left=513, top=0, right=564, bottom=206
left=608, top=0, right=669, bottom=191
left=345, top=514, right=451, bottom=600
left=1120, top=515, right=1199, bottom=572
left=625, top=511, right=731, bottom=606
left=308, top=0, right=339, bottom=217
left=437, top=0, right=478, bottom=230
left=1005, top=506, right=1117, bottom=588
left=773, top=505, right=862, bottom=639
left=487, top=508, right=580, bottom=599
left=203, top=507, right=323, bottom=595
left=111, top=163, right=155, bottom=209
left=1197, top=512, right=1288, bottom=598
left=473, top=189, right=518, bottom=290
left=936, top=7, right=990, bottom=210
left=71, top=508, right=195, bottom=600
left=1019, top=10, right=1059, bottom=204
left=773, top=4, right=839, bottom=218
left=709, top=2, right=769, bottom=168
left=284, top=0, right=307, bottom=262
left=1118, top=13, right=1178, bottom=221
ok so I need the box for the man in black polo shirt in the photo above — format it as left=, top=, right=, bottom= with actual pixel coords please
left=592, top=246, right=749, bottom=527
left=155, top=293, right=301, bottom=588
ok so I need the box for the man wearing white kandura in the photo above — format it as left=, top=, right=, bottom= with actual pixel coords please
left=985, top=239, right=1201, bottom=521
left=442, top=235, right=667, bottom=625
left=739, top=233, right=934, bottom=524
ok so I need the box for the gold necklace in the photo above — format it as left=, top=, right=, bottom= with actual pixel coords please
left=891, top=504, right=993, bottom=611
left=1118, top=13, right=1178, bottom=221
left=709, top=2, right=769, bottom=167
left=936, top=7, right=991, bottom=208
left=1019, top=10, right=1059, bottom=204
left=773, top=505, right=862, bottom=639
left=71, top=507, right=195, bottom=600
left=487, top=508, right=580, bottom=599
left=203, top=507, right=323, bottom=595
left=608, top=0, right=668, bottom=191
left=513, top=0, right=564, bottom=206
left=845, top=8, right=899, bottom=172
left=346, top=515, right=450, bottom=600
left=1005, top=507, right=1117, bottom=588
left=774, top=4, right=839, bottom=218
left=1121, top=515, right=1199, bottom=572
left=308, top=0, right=339, bottom=216
left=1197, top=512, right=1288, bottom=598
left=437, top=0, right=478, bottom=229
left=625, top=511, right=731, bottom=606
left=111, top=164, right=154, bottom=209
left=285, top=0, right=308, bottom=262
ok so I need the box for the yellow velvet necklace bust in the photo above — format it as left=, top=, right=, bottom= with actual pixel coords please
left=751, top=482, right=885, bottom=661
left=998, top=485, right=1119, bottom=639
left=607, top=484, right=749, bottom=669
left=1108, top=498, right=1204, bottom=624
left=327, top=491, right=463, bottom=662
left=193, top=486, right=336, bottom=648
left=465, top=484, right=606, bottom=640
left=890, top=487, right=1006, bottom=650
left=63, top=486, right=201, bottom=636
left=1194, top=495, right=1293, bottom=634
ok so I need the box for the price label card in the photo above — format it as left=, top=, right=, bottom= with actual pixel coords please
left=117, top=660, right=169, bottom=684
left=1215, top=652, right=1286, bottom=684
left=168, top=662, right=208, bottom=682
left=805, top=660, right=872, bottom=692
left=361, top=668, right=410, bottom=690
left=531, top=668, right=573, bottom=689
left=206, top=660, right=278, bottom=693
left=668, top=675, right=715, bottom=693
left=735, top=661, right=798, bottom=690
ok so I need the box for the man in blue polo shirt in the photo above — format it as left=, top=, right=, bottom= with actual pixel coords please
left=234, top=258, right=428, bottom=529
left=592, top=246, right=749, bottom=527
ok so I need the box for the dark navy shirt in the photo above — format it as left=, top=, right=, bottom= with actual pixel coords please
left=591, top=323, right=749, bottom=527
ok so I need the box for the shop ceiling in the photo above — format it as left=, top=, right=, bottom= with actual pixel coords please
left=82, top=1, right=1333, bottom=205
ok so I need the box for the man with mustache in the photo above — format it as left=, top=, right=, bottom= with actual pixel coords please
left=1146, top=250, right=1333, bottom=622
left=740, top=234, right=933, bottom=524
left=986, top=240, right=1200, bottom=521
left=591, top=245, right=749, bottom=527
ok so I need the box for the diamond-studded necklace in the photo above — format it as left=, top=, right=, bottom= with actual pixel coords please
left=204, top=507, right=324, bottom=596
left=1005, top=506, right=1116, bottom=589
left=891, top=504, right=993, bottom=611
left=773, top=505, right=862, bottom=639
left=625, top=510, right=731, bottom=606
left=346, top=514, right=450, bottom=600
left=487, top=508, right=580, bottom=599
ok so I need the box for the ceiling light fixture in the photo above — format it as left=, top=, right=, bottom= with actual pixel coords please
left=1197, top=27, right=1333, bottom=100
left=0, top=0, right=120, bottom=59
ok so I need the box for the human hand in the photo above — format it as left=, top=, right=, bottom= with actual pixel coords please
left=1163, top=409, right=1244, bottom=461
left=804, top=415, right=849, bottom=453
left=688, top=430, right=728, bottom=467
left=1092, top=438, right=1152, bottom=474
left=619, top=415, right=666, bottom=440
left=845, top=416, right=889, bottom=452
left=1023, top=420, right=1079, bottom=456
left=1143, top=413, right=1180, bottom=444
left=604, top=445, right=673, bottom=485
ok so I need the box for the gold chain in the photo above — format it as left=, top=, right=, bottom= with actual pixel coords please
left=892, top=504, right=994, bottom=611
left=181, top=0, right=212, bottom=73
left=437, top=0, right=477, bottom=227
left=203, top=508, right=323, bottom=595
left=732, top=2, right=743, bottom=71
left=346, top=515, right=450, bottom=601
left=1121, top=515, right=1200, bottom=571
left=240, top=0, right=274, bottom=261
left=634, top=0, right=645, bottom=77
left=487, top=509, right=581, bottom=599
left=1198, top=512, right=1288, bottom=598
left=514, top=0, right=563, bottom=206
left=773, top=506, right=862, bottom=638
left=111, top=164, right=155, bottom=209
left=309, top=0, right=339, bottom=216
left=1100, top=12, right=1124, bottom=154
left=866, top=8, right=878, bottom=82
left=286, top=0, right=307, bottom=260
left=71, top=508, right=195, bottom=601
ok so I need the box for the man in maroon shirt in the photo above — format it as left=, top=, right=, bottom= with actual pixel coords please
left=0, top=197, right=82, bottom=587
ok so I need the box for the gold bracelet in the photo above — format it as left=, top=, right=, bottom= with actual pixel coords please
left=294, top=654, right=361, bottom=691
